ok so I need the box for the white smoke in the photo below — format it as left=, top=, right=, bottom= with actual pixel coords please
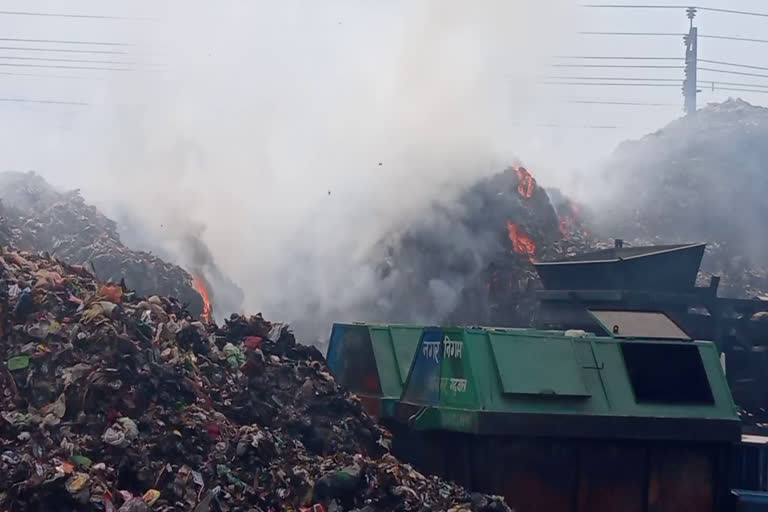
left=5, top=0, right=578, bottom=341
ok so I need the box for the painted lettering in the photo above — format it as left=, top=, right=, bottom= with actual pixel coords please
left=422, top=341, right=441, bottom=363
left=442, top=336, right=463, bottom=359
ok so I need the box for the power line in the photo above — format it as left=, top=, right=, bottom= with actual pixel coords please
left=545, top=75, right=681, bottom=81
left=0, top=10, right=154, bottom=21
left=699, top=59, right=768, bottom=71
left=0, top=46, right=129, bottom=55
left=580, top=31, right=685, bottom=36
left=710, top=86, right=768, bottom=94
left=543, top=81, right=679, bottom=87
left=0, top=55, right=160, bottom=66
left=700, top=34, right=768, bottom=44
left=0, top=71, right=104, bottom=80
left=579, top=31, right=768, bottom=44
left=583, top=5, right=768, bottom=18
left=565, top=100, right=679, bottom=106
left=0, top=97, right=88, bottom=106
left=554, top=56, right=682, bottom=60
left=697, top=79, right=768, bottom=89
left=520, top=123, right=626, bottom=129
left=698, top=7, right=768, bottom=18
left=0, top=37, right=132, bottom=46
left=0, top=62, right=134, bottom=71
left=584, top=4, right=682, bottom=9
left=551, top=64, right=683, bottom=69
left=699, top=67, right=768, bottom=79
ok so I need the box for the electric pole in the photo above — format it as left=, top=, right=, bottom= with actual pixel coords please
left=683, top=7, right=699, bottom=115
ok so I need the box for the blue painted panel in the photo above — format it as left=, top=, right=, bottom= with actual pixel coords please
left=402, top=328, right=443, bottom=405
left=326, top=323, right=346, bottom=376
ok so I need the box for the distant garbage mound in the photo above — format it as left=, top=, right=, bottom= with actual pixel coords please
left=593, top=98, right=768, bottom=298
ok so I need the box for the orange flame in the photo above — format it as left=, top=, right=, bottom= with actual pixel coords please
left=506, top=221, right=536, bottom=262
left=191, top=273, right=212, bottom=323
left=514, top=165, right=536, bottom=199
left=557, top=200, right=587, bottom=240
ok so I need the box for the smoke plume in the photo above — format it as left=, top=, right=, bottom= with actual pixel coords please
left=10, top=1, right=576, bottom=342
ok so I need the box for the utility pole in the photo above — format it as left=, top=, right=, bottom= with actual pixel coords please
left=683, top=7, right=699, bottom=115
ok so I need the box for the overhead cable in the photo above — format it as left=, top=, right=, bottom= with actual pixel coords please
left=699, top=67, right=768, bottom=79
left=0, top=55, right=156, bottom=66
left=696, top=79, right=768, bottom=89
left=0, top=97, right=88, bottom=105
left=552, top=64, right=684, bottom=69
left=710, top=86, right=768, bottom=94
left=0, top=71, right=103, bottom=80
left=700, top=35, right=768, bottom=44
left=583, top=5, right=768, bottom=18
left=544, top=75, right=681, bottom=81
left=543, top=82, right=679, bottom=87
left=698, top=59, right=768, bottom=71
left=554, top=56, right=682, bottom=60
left=0, top=37, right=132, bottom=46
left=565, top=100, right=679, bottom=106
left=0, top=62, right=133, bottom=71
left=0, top=46, right=129, bottom=55
left=0, top=10, right=154, bottom=21
left=580, top=31, right=685, bottom=36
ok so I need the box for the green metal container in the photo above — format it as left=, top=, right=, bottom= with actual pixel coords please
left=390, top=327, right=740, bottom=512
left=325, top=323, right=570, bottom=420
left=325, top=323, right=422, bottom=419
left=397, top=327, right=738, bottom=438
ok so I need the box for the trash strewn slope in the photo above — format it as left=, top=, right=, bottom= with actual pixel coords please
left=0, top=248, right=509, bottom=512
left=0, top=171, right=212, bottom=318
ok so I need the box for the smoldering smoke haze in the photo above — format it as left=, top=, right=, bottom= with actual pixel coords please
left=34, top=1, right=576, bottom=341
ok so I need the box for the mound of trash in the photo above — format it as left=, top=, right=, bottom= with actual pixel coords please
left=0, top=248, right=509, bottom=512
left=365, top=165, right=587, bottom=329
left=593, top=98, right=768, bottom=298
left=0, top=171, right=241, bottom=319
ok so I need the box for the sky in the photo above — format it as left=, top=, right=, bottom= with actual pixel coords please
left=1, top=0, right=767, bottom=332
left=2, top=1, right=767, bottom=186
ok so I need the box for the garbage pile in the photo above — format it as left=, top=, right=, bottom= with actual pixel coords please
left=368, top=164, right=569, bottom=329
left=591, top=98, right=768, bottom=298
left=0, top=248, right=510, bottom=512
left=0, top=171, right=209, bottom=317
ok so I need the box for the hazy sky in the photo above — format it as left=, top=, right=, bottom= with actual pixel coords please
left=1, top=1, right=766, bottom=328
left=2, top=1, right=767, bottom=180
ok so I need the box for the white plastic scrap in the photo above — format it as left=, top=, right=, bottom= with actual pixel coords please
left=268, top=323, right=287, bottom=342
left=102, top=417, right=139, bottom=448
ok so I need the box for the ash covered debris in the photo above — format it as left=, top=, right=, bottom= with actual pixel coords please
left=0, top=171, right=243, bottom=321
left=0, top=249, right=510, bottom=512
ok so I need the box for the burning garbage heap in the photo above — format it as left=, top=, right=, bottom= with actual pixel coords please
left=366, top=149, right=768, bottom=330
left=545, top=187, right=595, bottom=256
left=370, top=164, right=583, bottom=328
left=0, top=249, right=510, bottom=512
left=0, top=171, right=245, bottom=320
left=392, top=100, right=768, bottom=329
